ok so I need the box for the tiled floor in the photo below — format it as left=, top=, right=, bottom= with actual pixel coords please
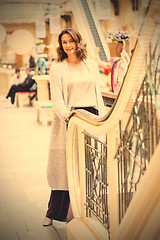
left=0, top=95, right=67, bottom=240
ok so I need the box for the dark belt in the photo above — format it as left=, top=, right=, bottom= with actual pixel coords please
left=71, top=107, right=98, bottom=116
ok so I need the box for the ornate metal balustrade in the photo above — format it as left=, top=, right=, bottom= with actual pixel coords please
left=78, top=28, right=160, bottom=240
left=82, top=40, right=160, bottom=238
left=115, top=39, right=160, bottom=223
left=84, top=132, right=110, bottom=239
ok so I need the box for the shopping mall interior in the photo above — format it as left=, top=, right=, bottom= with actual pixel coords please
left=0, top=0, right=160, bottom=239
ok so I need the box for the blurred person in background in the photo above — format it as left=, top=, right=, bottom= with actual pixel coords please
left=9, top=68, right=26, bottom=87
left=29, top=54, right=36, bottom=70
left=6, top=68, right=36, bottom=104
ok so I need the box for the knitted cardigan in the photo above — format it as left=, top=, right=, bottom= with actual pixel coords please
left=47, top=58, right=106, bottom=190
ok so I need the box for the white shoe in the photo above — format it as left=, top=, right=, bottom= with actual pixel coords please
left=43, top=217, right=52, bottom=226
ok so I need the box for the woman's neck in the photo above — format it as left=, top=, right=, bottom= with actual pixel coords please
left=67, top=55, right=81, bottom=65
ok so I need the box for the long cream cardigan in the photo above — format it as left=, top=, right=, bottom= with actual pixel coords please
left=47, top=58, right=106, bottom=190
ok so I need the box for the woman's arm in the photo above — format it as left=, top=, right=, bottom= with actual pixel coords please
left=92, top=60, right=107, bottom=117
left=50, top=62, right=71, bottom=122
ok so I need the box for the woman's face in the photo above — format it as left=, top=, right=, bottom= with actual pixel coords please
left=61, top=33, right=76, bottom=56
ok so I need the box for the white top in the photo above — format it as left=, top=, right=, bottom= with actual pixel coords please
left=67, top=62, right=97, bottom=109
left=9, top=71, right=26, bottom=86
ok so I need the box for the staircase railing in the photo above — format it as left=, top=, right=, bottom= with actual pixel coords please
left=115, top=39, right=160, bottom=224
left=66, top=0, right=160, bottom=239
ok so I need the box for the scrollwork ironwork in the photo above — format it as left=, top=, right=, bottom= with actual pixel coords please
left=115, top=39, right=160, bottom=223
left=84, top=132, right=110, bottom=238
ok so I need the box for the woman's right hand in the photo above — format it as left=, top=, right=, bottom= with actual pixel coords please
left=65, top=113, right=70, bottom=122
left=65, top=112, right=74, bottom=123
left=65, top=112, right=73, bottom=123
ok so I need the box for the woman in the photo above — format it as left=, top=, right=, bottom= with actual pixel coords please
left=43, top=28, right=106, bottom=226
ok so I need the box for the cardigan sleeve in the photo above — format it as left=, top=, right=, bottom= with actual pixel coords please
left=95, top=63, right=106, bottom=117
left=49, top=62, right=71, bottom=122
